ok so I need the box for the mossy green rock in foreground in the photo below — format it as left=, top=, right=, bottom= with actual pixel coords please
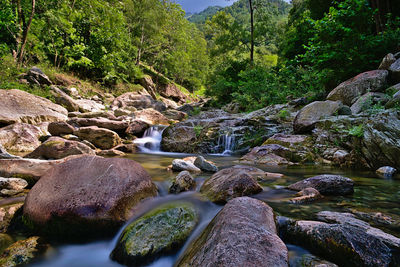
left=111, top=202, right=198, bottom=266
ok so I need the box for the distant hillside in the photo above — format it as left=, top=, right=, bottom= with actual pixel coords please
left=188, top=0, right=291, bottom=26
left=187, top=6, right=223, bottom=24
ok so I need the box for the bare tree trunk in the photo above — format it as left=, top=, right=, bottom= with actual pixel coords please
left=17, top=0, right=36, bottom=65
left=136, top=23, right=145, bottom=65
left=249, top=0, right=254, bottom=64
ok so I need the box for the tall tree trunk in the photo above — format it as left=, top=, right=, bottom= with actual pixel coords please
left=249, top=0, right=254, bottom=64
left=136, top=23, right=145, bottom=65
left=17, top=0, right=36, bottom=65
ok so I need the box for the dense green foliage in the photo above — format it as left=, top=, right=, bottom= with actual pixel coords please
left=0, top=0, right=208, bottom=90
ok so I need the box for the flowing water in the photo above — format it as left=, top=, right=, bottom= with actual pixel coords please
left=28, top=145, right=400, bottom=266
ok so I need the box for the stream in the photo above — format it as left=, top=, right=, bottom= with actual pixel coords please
left=29, top=127, right=400, bottom=266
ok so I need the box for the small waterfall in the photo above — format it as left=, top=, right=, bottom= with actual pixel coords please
left=133, top=126, right=166, bottom=153
left=216, top=133, right=236, bottom=155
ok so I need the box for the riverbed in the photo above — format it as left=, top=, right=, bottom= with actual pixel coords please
left=28, top=150, right=400, bottom=267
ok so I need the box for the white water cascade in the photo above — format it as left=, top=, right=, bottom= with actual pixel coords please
left=216, top=133, right=236, bottom=155
left=133, top=126, right=166, bottom=153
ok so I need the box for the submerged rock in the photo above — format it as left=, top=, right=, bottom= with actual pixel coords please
left=0, top=236, right=49, bottom=267
left=278, top=215, right=400, bottom=267
left=289, top=187, right=323, bottom=204
left=26, top=136, right=95, bottom=159
left=193, top=156, right=218, bottom=172
left=0, top=89, right=68, bottom=125
left=23, top=155, right=158, bottom=238
left=200, top=165, right=263, bottom=203
left=288, top=175, right=354, bottom=196
left=111, top=202, right=198, bottom=266
left=376, top=166, right=397, bottom=177
left=177, top=197, right=288, bottom=267
left=169, top=171, right=196, bottom=194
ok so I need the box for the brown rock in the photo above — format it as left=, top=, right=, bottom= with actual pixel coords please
left=50, top=85, right=79, bottom=112
left=0, top=202, right=24, bottom=233
left=240, top=144, right=293, bottom=165
left=125, top=120, right=150, bottom=137
left=48, top=121, right=75, bottom=136
left=96, top=149, right=126, bottom=157
left=74, top=126, right=121, bottom=150
left=68, top=117, right=129, bottom=133
left=288, top=175, right=354, bottom=196
left=132, top=108, right=170, bottom=125
left=290, top=187, right=323, bottom=204
left=159, top=83, right=187, bottom=103
left=177, top=197, right=288, bottom=267
left=111, top=92, right=165, bottom=112
left=0, top=89, right=68, bottom=125
left=0, top=123, right=48, bottom=152
left=23, top=156, right=158, bottom=238
left=326, top=70, right=388, bottom=106
left=169, top=171, right=196, bottom=194
left=200, top=165, right=263, bottom=203
left=26, top=136, right=95, bottom=159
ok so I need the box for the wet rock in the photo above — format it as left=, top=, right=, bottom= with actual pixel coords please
left=0, top=203, right=23, bottom=233
left=194, top=156, right=218, bottom=173
left=74, top=126, right=121, bottom=150
left=289, top=187, right=323, bottom=204
left=316, top=211, right=400, bottom=248
left=351, top=210, right=400, bottom=231
left=376, top=166, right=397, bottom=177
left=389, top=58, right=400, bottom=83
left=26, top=136, right=95, bottom=159
left=290, top=252, right=338, bottom=267
left=350, top=92, right=389, bottom=114
left=379, top=53, right=396, bottom=70
left=96, top=149, right=126, bottom=157
left=111, top=202, right=198, bottom=266
left=171, top=159, right=201, bottom=173
left=75, top=99, right=105, bottom=113
left=327, top=70, right=389, bottom=106
left=23, top=155, right=158, bottom=238
left=0, top=123, right=48, bottom=153
left=0, top=236, right=49, bottom=267
left=50, top=85, right=79, bottom=112
left=48, top=121, right=74, bottom=136
left=125, top=120, right=150, bottom=137
left=288, top=175, right=354, bottom=195
left=200, top=165, right=263, bottom=203
left=68, top=117, right=129, bottom=133
left=0, top=89, right=68, bottom=125
left=111, top=92, right=166, bottom=112
left=177, top=197, right=288, bottom=267
left=169, top=171, right=196, bottom=194
left=240, top=144, right=293, bottom=165
left=278, top=217, right=399, bottom=267
left=293, top=101, right=342, bottom=134
left=132, top=108, right=170, bottom=125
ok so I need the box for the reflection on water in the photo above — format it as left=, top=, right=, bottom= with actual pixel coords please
left=29, top=152, right=400, bottom=266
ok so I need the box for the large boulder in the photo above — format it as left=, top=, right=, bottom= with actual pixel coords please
left=200, top=165, right=263, bottom=203
left=48, top=121, right=75, bottom=136
left=23, top=156, right=158, bottom=238
left=111, top=92, right=166, bottom=112
left=293, top=101, right=342, bottom=134
left=25, top=67, right=52, bottom=86
left=111, top=202, right=198, bottom=266
left=74, top=99, right=105, bottom=113
left=0, top=89, right=68, bottom=125
left=278, top=216, right=400, bottom=267
left=74, top=126, right=121, bottom=150
left=177, top=197, right=288, bottom=267
left=26, top=136, right=95, bottom=159
left=326, top=70, right=389, bottom=106
left=288, top=174, right=354, bottom=196
left=158, top=83, right=187, bottom=103
left=0, top=123, right=48, bottom=152
left=125, top=120, right=150, bottom=137
left=379, top=53, right=396, bottom=70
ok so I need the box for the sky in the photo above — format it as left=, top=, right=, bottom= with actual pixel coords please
left=174, top=0, right=238, bottom=13
left=175, top=0, right=290, bottom=13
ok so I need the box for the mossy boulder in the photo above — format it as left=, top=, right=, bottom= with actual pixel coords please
left=0, top=236, right=48, bottom=267
left=111, top=202, right=198, bottom=266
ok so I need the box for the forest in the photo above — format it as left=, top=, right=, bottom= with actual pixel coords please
left=1, top=0, right=398, bottom=111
